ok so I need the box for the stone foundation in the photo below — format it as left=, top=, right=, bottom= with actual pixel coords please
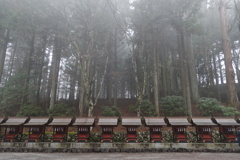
left=0, top=142, right=240, bottom=153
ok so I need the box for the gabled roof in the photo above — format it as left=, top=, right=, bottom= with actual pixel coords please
left=121, top=117, right=142, bottom=126
left=98, top=117, right=118, bottom=126
left=48, top=117, right=73, bottom=126
left=0, top=117, right=7, bottom=124
left=167, top=117, right=191, bottom=126
left=191, top=117, right=216, bottom=126
left=0, top=117, right=29, bottom=126
left=214, top=117, right=240, bottom=126
left=144, top=117, right=166, bottom=126
left=24, top=117, right=51, bottom=126
left=72, top=117, right=95, bottom=126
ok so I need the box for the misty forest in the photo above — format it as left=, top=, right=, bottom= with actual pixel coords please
left=0, top=0, right=240, bottom=118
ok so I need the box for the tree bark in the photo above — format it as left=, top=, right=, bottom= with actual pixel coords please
left=69, top=75, right=76, bottom=102
left=186, top=34, right=199, bottom=104
left=153, top=41, right=160, bottom=116
left=87, top=57, right=109, bottom=117
left=218, top=53, right=224, bottom=85
left=132, top=45, right=147, bottom=117
left=21, top=32, right=35, bottom=106
left=49, top=35, right=61, bottom=109
left=160, top=41, right=168, bottom=97
left=113, top=28, right=118, bottom=107
left=212, top=47, right=221, bottom=101
left=7, top=31, right=18, bottom=80
left=106, top=36, right=113, bottom=105
left=36, top=35, right=47, bottom=105
left=219, top=0, right=240, bottom=108
left=170, top=49, right=179, bottom=93
left=79, top=61, right=85, bottom=117
left=69, top=60, right=78, bottom=102
left=177, top=30, right=192, bottom=117
left=0, top=29, right=10, bottom=82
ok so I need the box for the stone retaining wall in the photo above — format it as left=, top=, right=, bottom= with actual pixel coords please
left=0, top=142, right=240, bottom=153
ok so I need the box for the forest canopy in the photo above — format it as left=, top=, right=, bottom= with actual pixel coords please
left=0, top=0, right=240, bottom=117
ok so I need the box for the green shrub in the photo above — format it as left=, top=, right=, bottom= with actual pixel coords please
left=196, top=97, right=240, bottom=116
left=162, top=131, right=173, bottom=142
left=89, top=132, right=101, bottom=142
left=137, top=131, right=150, bottom=142
left=212, top=130, right=221, bottom=143
left=18, top=133, right=28, bottom=142
left=129, top=100, right=157, bottom=117
left=221, top=106, right=240, bottom=117
left=43, top=133, right=53, bottom=142
left=67, top=132, right=77, bottom=142
left=113, top=132, right=126, bottom=142
left=47, top=103, right=76, bottom=117
left=138, top=100, right=157, bottom=117
left=187, top=131, right=198, bottom=143
left=196, top=97, right=222, bottom=116
left=0, top=134, right=3, bottom=141
left=160, top=96, right=187, bottom=116
left=17, top=105, right=46, bottom=117
left=102, top=106, right=121, bottom=117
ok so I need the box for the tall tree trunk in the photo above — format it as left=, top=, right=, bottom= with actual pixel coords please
left=21, top=33, right=35, bottom=107
left=177, top=30, right=192, bottom=117
left=69, top=77, right=76, bottom=101
left=212, top=47, right=221, bottom=101
left=170, top=49, right=179, bottom=93
left=7, top=31, right=18, bottom=80
left=79, top=61, right=85, bottom=116
left=87, top=57, right=109, bottom=117
left=36, top=35, right=47, bottom=105
left=69, top=64, right=77, bottom=102
left=208, top=55, right=215, bottom=86
left=106, top=37, right=113, bottom=105
left=132, top=44, right=147, bottom=117
left=153, top=41, right=160, bottom=116
left=49, top=35, right=61, bottom=109
left=130, top=75, right=135, bottom=99
left=45, top=58, right=52, bottom=110
left=106, top=70, right=113, bottom=104
left=232, top=48, right=240, bottom=88
left=186, top=34, right=199, bottom=104
left=161, top=41, right=168, bottom=97
left=121, top=79, right=125, bottom=98
left=236, top=67, right=240, bottom=87
left=87, top=97, right=94, bottom=117
left=0, top=29, right=10, bottom=82
left=113, top=28, right=118, bottom=107
left=147, top=68, right=151, bottom=100
left=218, top=53, right=224, bottom=85
left=219, top=0, right=240, bottom=108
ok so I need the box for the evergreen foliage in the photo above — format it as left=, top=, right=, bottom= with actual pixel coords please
left=47, top=103, right=77, bottom=117
left=129, top=100, right=157, bottom=117
left=0, top=73, right=26, bottom=116
left=0, top=0, right=239, bottom=116
left=17, top=105, right=46, bottom=117
left=160, top=96, right=187, bottom=116
left=196, top=97, right=240, bottom=116
left=113, top=132, right=126, bottom=142
left=102, top=106, right=121, bottom=117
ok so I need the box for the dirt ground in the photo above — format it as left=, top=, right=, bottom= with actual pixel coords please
left=0, top=152, right=238, bottom=160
